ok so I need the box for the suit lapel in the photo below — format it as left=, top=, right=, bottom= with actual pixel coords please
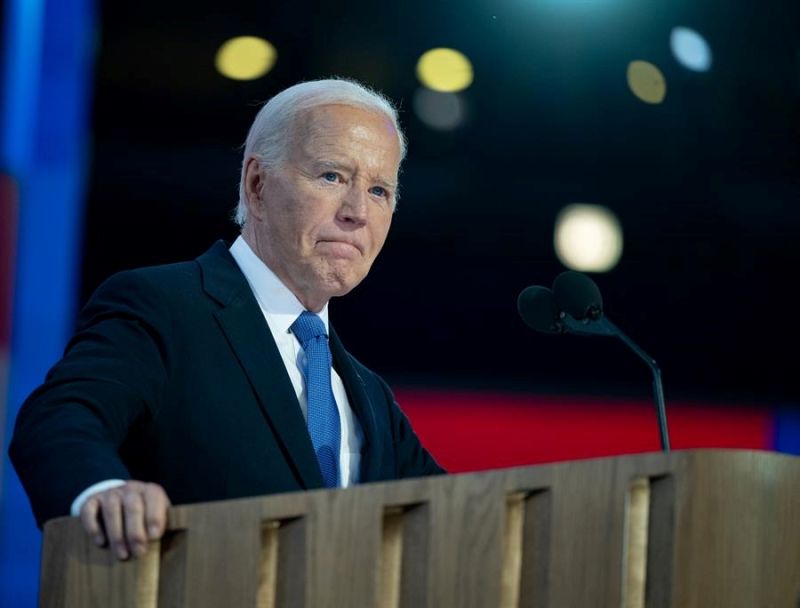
left=329, top=327, right=384, bottom=483
left=197, top=242, right=324, bottom=490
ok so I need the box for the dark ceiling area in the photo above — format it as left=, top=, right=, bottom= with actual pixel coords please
left=81, top=0, right=800, bottom=402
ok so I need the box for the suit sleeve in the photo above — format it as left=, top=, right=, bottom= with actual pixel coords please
left=8, top=270, right=170, bottom=526
left=376, top=377, right=447, bottom=479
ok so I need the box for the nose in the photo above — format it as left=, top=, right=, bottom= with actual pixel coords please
left=337, top=184, right=369, bottom=227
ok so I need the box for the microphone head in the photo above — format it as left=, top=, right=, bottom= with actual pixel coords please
left=552, top=271, right=603, bottom=320
left=517, top=286, right=561, bottom=334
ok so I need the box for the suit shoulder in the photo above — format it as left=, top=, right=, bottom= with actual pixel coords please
left=90, top=259, right=202, bottom=302
left=78, top=259, right=204, bottom=329
left=108, top=259, right=200, bottom=288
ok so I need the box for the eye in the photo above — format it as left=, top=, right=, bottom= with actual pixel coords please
left=322, top=171, right=340, bottom=183
left=369, top=186, right=387, bottom=198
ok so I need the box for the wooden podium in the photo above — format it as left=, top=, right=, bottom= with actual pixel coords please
left=39, top=449, right=800, bottom=607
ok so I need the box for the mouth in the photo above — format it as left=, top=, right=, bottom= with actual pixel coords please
left=317, top=239, right=363, bottom=256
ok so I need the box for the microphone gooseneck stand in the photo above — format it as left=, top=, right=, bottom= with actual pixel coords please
left=558, top=313, right=670, bottom=453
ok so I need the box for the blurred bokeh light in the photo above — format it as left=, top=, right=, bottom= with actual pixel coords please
left=214, top=36, right=277, bottom=81
left=416, top=48, right=474, bottom=92
left=412, top=88, right=467, bottom=130
left=554, top=204, right=624, bottom=272
left=670, top=26, right=713, bottom=72
left=626, top=60, right=667, bottom=104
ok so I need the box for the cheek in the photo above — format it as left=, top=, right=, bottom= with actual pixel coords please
left=283, top=210, right=318, bottom=243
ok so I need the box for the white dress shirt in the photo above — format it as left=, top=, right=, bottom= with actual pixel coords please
left=70, top=236, right=363, bottom=516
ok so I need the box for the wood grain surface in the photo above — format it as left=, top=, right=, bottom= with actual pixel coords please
left=39, top=450, right=800, bottom=608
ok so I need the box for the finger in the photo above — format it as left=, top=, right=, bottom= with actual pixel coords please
left=122, top=489, right=148, bottom=558
left=100, top=490, right=128, bottom=560
left=142, top=483, right=170, bottom=540
left=79, top=496, right=106, bottom=547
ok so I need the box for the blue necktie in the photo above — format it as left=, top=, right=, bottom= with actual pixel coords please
left=290, top=311, right=341, bottom=488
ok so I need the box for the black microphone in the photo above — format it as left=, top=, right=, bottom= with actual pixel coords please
left=553, top=270, right=603, bottom=321
left=517, top=286, right=561, bottom=334
left=552, top=271, right=615, bottom=337
left=517, top=272, right=671, bottom=453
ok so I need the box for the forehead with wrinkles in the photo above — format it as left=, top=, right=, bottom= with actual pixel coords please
left=288, top=104, right=401, bottom=161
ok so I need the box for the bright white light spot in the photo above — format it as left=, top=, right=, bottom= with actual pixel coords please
left=670, top=27, right=712, bottom=72
left=554, top=204, right=623, bottom=272
left=412, top=88, right=466, bottom=130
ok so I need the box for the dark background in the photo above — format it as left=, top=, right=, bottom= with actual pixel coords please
left=82, top=0, right=800, bottom=403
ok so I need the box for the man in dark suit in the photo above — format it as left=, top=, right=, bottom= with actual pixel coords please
left=9, top=79, right=444, bottom=561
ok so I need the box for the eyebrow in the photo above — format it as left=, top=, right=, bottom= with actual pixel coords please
left=314, top=159, right=398, bottom=191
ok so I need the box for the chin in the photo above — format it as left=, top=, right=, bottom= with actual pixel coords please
left=327, top=277, right=360, bottom=297
left=329, top=258, right=368, bottom=280
left=303, top=257, right=368, bottom=299
left=320, top=272, right=366, bottom=299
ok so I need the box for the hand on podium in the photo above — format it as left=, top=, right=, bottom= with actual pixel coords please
left=79, top=480, right=171, bottom=561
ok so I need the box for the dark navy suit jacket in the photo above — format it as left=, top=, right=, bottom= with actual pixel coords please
left=10, top=241, right=444, bottom=526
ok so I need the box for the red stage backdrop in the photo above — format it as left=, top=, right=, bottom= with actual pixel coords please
left=397, top=388, right=774, bottom=473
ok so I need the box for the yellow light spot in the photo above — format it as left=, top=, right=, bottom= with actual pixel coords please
left=554, top=204, right=623, bottom=272
left=215, top=36, right=277, bottom=81
left=626, top=60, right=666, bottom=104
left=416, top=48, right=474, bottom=93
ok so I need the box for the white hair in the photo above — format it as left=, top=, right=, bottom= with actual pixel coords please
left=234, top=78, right=406, bottom=226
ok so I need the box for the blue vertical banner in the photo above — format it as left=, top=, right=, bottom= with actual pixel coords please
left=0, top=0, right=96, bottom=604
left=775, top=405, right=800, bottom=456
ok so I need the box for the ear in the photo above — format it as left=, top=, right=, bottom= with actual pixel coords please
left=243, top=156, right=266, bottom=220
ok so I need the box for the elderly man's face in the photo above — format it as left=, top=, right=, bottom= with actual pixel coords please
left=243, top=104, right=401, bottom=311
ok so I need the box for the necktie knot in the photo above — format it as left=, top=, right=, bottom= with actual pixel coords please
left=291, top=311, right=327, bottom=347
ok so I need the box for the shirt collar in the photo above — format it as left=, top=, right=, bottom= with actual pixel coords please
left=229, top=235, right=330, bottom=335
